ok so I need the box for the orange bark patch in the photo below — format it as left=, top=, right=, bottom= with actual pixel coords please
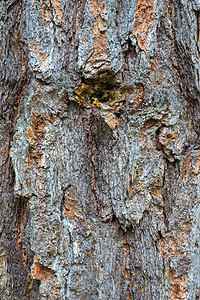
left=51, top=0, right=64, bottom=23
left=29, top=40, right=38, bottom=54
left=39, top=52, right=48, bottom=62
left=85, top=0, right=109, bottom=71
left=150, top=58, right=161, bottom=88
left=118, top=83, right=145, bottom=109
left=160, top=225, right=189, bottom=259
left=87, top=221, right=93, bottom=228
left=133, top=83, right=145, bottom=108
left=181, top=156, right=193, bottom=181
left=181, top=153, right=200, bottom=183
left=0, top=252, right=6, bottom=271
left=39, top=0, right=51, bottom=26
left=29, top=40, right=48, bottom=62
left=1, top=146, right=10, bottom=160
left=87, top=0, right=106, bottom=16
left=102, top=111, right=118, bottom=129
left=160, top=237, right=179, bottom=258
left=27, top=113, right=54, bottom=145
left=32, top=256, right=53, bottom=281
left=64, top=190, right=83, bottom=220
left=94, top=35, right=107, bottom=52
left=27, top=113, right=54, bottom=166
left=150, top=188, right=163, bottom=204
left=169, top=270, right=188, bottom=300
left=150, top=59, right=160, bottom=72
left=160, top=227, right=190, bottom=299
left=194, top=153, right=200, bottom=176
left=132, top=0, right=155, bottom=51
left=186, top=102, right=191, bottom=128
left=27, top=115, right=45, bottom=144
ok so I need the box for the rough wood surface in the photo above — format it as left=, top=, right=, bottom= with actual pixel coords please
left=0, top=0, right=200, bottom=299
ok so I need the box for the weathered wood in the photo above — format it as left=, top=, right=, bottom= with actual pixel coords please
left=0, top=0, right=200, bottom=299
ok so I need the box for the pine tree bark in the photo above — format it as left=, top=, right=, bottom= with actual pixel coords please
left=0, top=0, right=200, bottom=299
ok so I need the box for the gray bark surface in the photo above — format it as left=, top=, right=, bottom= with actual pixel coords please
left=0, top=0, right=200, bottom=299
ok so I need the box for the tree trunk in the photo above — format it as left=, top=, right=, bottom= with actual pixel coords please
left=0, top=0, right=200, bottom=299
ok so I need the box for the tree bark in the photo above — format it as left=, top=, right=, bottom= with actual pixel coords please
left=0, top=0, right=200, bottom=299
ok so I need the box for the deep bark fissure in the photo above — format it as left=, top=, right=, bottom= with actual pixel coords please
left=60, top=188, right=66, bottom=221
left=16, top=197, right=29, bottom=269
left=195, top=10, right=200, bottom=53
left=88, top=123, right=99, bottom=214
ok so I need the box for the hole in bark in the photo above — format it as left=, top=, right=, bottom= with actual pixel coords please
left=74, top=70, right=126, bottom=117
left=75, top=71, right=120, bottom=107
left=111, top=212, right=117, bottom=222
left=115, top=108, right=122, bottom=117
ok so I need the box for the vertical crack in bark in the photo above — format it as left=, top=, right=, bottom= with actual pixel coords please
left=49, top=0, right=58, bottom=42
left=60, top=188, right=66, bottom=221
left=195, top=10, right=200, bottom=91
left=13, top=0, right=29, bottom=124
left=168, top=0, right=199, bottom=119
left=16, top=197, right=28, bottom=269
left=67, top=227, right=74, bottom=265
left=16, top=197, right=33, bottom=299
left=88, top=123, right=99, bottom=214
left=195, top=10, right=200, bottom=54
left=162, top=161, right=169, bottom=231
left=123, top=243, right=132, bottom=300
left=167, top=0, right=184, bottom=96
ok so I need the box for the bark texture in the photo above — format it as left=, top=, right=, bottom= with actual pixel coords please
left=0, top=0, right=200, bottom=299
